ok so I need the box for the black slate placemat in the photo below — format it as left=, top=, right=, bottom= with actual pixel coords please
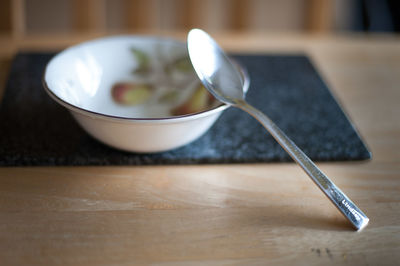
left=0, top=52, right=370, bottom=166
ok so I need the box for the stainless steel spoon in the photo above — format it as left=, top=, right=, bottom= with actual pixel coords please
left=187, top=28, right=369, bottom=231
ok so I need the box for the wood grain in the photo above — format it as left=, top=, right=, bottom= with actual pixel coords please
left=72, top=0, right=106, bottom=33
left=0, top=32, right=399, bottom=265
left=11, top=0, right=26, bottom=38
left=306, top=0, right=334, bottom=32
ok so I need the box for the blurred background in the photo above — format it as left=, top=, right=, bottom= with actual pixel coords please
left=1, top=0, right=399, bottom=37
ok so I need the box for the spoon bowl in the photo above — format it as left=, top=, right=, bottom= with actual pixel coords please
left=187, top=29, right=245, bottom=105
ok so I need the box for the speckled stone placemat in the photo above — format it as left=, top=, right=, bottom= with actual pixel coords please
left=0, top=52, right=370, bottom=166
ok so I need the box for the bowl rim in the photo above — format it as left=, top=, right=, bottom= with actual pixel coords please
left=42, top=34, right=249, bottom=124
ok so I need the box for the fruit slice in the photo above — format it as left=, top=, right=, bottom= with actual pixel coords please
left=171, top=85, right=216, bottom=116
left=111, top=82, right=152, bottom=105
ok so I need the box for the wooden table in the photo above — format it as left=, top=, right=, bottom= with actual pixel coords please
left=0, top=32, right=399, bottom=265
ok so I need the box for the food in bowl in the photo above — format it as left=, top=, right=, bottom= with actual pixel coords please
left=43, top=35, right=249, bottom=153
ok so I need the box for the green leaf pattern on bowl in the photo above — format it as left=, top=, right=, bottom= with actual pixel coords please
left=111, top=47, right=218, bottom=116
left=131, top=48, right=150, bottom=75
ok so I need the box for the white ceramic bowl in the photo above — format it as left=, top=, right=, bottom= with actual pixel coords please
left=43, top=35, right=249, bottom=153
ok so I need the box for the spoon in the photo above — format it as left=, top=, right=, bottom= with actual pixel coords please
left=187, top=28, right=369, bottom=231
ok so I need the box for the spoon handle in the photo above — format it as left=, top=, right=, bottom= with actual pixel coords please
left=236, top=100, right=369, bottom=231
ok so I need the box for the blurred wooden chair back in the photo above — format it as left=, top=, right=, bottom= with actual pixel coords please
left=1, top=0, right=334, bottom=38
